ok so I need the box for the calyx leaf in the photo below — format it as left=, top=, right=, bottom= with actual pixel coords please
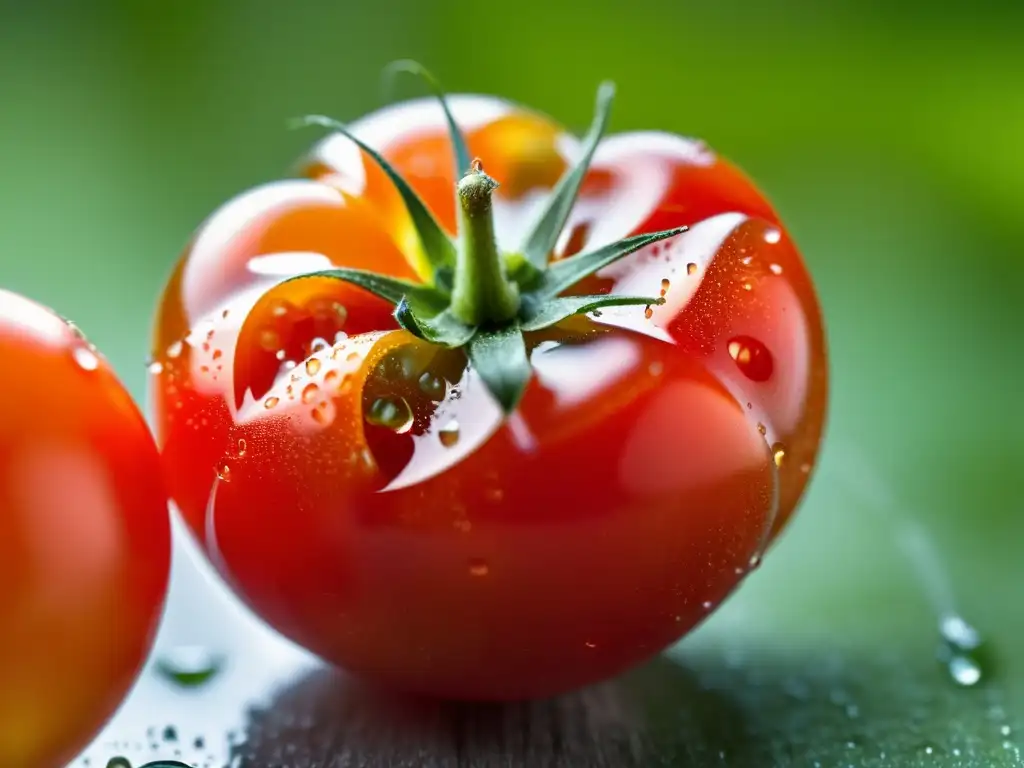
left=467, top=325, right=532, bottom=414
left=520, top=294, right=666, bottom=332
left=293, top=268, right=447, bottom=310
left=383, top=59, right=472, bottom=177
left=293, top=115, right=456, bottom=277
left=519, top=82, right=615, bottom=269
left=538, top=226, right=689, bottom=299
left=395, top=299, right=477, bottom=347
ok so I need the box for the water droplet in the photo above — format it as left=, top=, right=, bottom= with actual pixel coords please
left=748, top=553, right=762, bottom=569
left=418, top=371, right=446, bottom=401
left=742, top=282, right=753, bottom=291
left=274, top=349, right=287, bottom=361
left=938, top=613, right=987, bottom=687
left=757, top=422, right=767, bottom=436
left=311, top=401, right=333, bottom=425
left=216, top=462, right=232, bottom=483
left=468, top=558, right=489, bottom=577
left=155, top=645, right=225, bottom=688
left=800, top=462, right=812, bottom=474
left=764, top=228, right=782, bottom=244
left=258, top=328, right=281, bottom=351
left=264, top=396, right=279, bottom=409
left=438, top=419, right=460, bottom=447
left=236, top=439, right=247, bottom=457
left=940, top=614, right=981, bottom=648
left=686, top=262, right=698, bottom=275
left=660, top=277, right=670, bottom=296
left=583, top=641, right=597, bottom=649
left=166, top=340, right=184, bottom=359
left=366, top=396, right=413, bottom=433
left=949, top=656, right=982, bottom=687
left=726, top=336, right=774, bottom=382
left=301, top=383, right=320, bottom=404
left=772, top=442, right=787, bottom=467
left=105, top=758, right=132, bottom=768
left=148, top=360, right=164, bottom=374
left=212, top=348, right=223, bottom=360
left=162, top=725, right=178, bottom=742
left=769, top=263, right=783, bottom=275
left=644, top=305, right=654, bottom=319
left=73, top=346, right=99, bottom=371
left=306, top=357, right=321, bottom=376
left=701, top=600, right=714, bottom=610
left=1002, top=724, right=1013, bottom=737
left=324, top=369, right=343, bottom=390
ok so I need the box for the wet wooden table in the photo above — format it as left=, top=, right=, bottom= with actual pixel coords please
left=78, top=530, right=1010, bottom=768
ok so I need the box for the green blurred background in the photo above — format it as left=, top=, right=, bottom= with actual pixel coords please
left=2, top=1, right=1023, bottom=765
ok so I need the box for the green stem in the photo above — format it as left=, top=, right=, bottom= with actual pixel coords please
left=450, top=163, right=520, bottom=326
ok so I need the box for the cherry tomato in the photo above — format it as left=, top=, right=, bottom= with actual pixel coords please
left=151, top=87, right=826, bottom=700
left=0, top=290, right=171, bottom=766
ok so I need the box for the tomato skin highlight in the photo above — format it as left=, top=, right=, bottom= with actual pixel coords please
left=152, top=93, right=827, bottom=700
left=0, top=291, right=171, bottom=767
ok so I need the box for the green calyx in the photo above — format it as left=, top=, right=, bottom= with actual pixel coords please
left=291, top=64, right=687, bottom=414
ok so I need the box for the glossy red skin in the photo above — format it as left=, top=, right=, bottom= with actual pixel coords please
left=151, top=95, right=827, bottom=700
left=0, top=291, right=171, bottom=767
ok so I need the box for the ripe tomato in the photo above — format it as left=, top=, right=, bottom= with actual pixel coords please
left=0, top=291, right=171, bottom=767
left=151, top=80, right=826, bottom=700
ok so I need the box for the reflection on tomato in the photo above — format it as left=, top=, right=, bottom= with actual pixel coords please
left=151, top=86, right=827, bottom=700
left=0, top=291, right=170, bottom=767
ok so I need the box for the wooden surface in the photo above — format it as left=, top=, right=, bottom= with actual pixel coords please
left=232, top=667, right=648, bottom=768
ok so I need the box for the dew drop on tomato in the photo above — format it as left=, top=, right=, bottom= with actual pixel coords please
left=438, top=418, right=460, bottom=447
left=72, top=346, right=99, bottom=371
left=263, top=396, right=279, bottom=409
left=366, top=396, right=413, bottom=433
left=301, top=382, right=320, bottom=404
left=771, top=442, right=787, bottom=467
left=686, top=262, right=698, bottom=275
left=258, top=328, right=281, bottom=351
left=418, top=371, right=446, bottom=401
left=305, top=357, right=321, bottom=376
left=468, top=558, right=489, bottom=577
left=727, top=335, right=774, bottom=382
left=311, top=401, right=334, bottom=426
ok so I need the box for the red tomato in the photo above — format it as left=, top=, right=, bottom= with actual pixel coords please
left=0, top=291, right=171, bottom=766
left=151, top=90, right=826, bottom=700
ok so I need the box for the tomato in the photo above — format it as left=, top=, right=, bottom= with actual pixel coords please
left=151, top=79, right=826, bottom=700
left=0, top=290, right=171, bottom=767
